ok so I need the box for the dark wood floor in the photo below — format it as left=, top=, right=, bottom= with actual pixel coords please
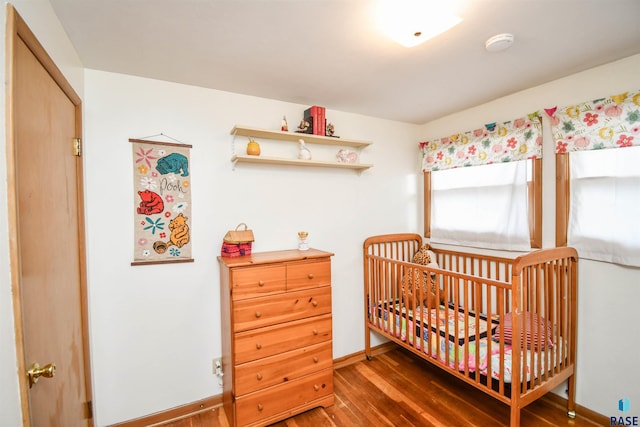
left=160, top=347, right=606, bottom=427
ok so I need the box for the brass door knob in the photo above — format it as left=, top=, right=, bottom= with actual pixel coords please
left=27, top=362, right=56, bottom=388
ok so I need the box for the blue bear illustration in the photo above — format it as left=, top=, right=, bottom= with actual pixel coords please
left=156, top=153, right=189, bottom=177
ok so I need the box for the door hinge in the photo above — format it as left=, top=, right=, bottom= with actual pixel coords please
left=73, top=138, right=82, bottom=157
left=86, top=400, right=93, bottom=419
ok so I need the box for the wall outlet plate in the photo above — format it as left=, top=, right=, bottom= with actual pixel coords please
left=213, top=357, right=222, bottom=374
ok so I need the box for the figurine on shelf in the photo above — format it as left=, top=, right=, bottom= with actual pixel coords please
left=326, top=122, right=336, bottom=137
left=297, top=119, right=310, bottom=133
left=246, top=138, right=261, bottom=156
left=281, top=116, right=288, bottom=132
left=298, top=139, right=312, bottom=160
left=336, top=148, right=358, bottom=164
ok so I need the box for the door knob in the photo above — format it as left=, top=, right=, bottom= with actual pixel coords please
left=27, top=362, right=56, bottom=388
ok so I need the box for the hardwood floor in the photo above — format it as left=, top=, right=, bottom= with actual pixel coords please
left=159, top=347, right=606, bottom=427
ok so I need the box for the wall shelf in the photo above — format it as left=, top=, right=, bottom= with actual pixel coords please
left=231, top=125, right=372, bottom=148
left=231, top=154, right=373, bottom=170
left=230, top=125, right=373, bottom=171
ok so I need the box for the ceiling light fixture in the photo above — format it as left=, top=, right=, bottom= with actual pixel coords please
left=485, top=33, right=515, bottom=52
left=375, top=0, right=463, bottom=48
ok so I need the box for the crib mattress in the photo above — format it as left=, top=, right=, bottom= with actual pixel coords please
left=371, top=301, right=561, bottom=383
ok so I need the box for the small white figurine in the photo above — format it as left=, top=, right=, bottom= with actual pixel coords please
left=336, top=148, right=358, bottom=164
left=298, top=139, right=312, bottom=160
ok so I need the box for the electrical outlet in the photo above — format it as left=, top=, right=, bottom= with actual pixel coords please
left=213, top=357, right=222, bottom=374
left=213, top=357, right=224, bottom=388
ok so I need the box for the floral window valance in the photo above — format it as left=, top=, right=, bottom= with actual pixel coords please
left=548, top=89, right=640, bottom=153
left=420, top=113, right=542, bottom=172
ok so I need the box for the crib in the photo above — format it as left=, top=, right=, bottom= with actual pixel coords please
left=363, top=233, right=578, bottom=426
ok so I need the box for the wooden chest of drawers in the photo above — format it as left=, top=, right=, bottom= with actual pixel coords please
left=218, top=249, right=334, bottom=427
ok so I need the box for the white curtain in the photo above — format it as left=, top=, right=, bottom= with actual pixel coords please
left=568, top=146, right=640, bottom=267
left=431, top=160, right=530, bottom=251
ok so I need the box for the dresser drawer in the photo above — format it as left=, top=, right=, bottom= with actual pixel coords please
left=234, top=341, right=332, bottom=395
left=287, top=259, right=331, bottom=291
left=234, top=314, right=332, bottom=364
left=235, top=368, right=333, bottom=427
left=231, top=265, right=286, bottom=300
left=233, top=286, right=331, bottom=332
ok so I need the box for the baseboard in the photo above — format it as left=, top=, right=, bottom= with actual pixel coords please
left=542, top=392, right=609, bottom=425
left=109, top=343, right=395, bottom=426
left=333, top=341, right=396, bottom=369
left=108, top=395, right=222, bottom=427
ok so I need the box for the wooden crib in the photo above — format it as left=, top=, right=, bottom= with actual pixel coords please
left=363, top=233, right=578, bottom=426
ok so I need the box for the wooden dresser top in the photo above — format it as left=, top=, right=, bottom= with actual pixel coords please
left=218, top=248, right=334, bottom=268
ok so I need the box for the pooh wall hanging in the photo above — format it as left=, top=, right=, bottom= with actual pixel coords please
left=130, top=137, right=194, bottom=265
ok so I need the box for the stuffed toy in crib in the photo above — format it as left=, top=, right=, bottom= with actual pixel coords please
left=402, top=244, right=444, bottom=307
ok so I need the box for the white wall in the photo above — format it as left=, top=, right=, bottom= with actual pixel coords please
left=2, top=3, right=638, bottom=425
left=419, top=53, right=640, bottom=418
left=0, top=2, right=84, bottom=426
left=83, top=69, right=421, bottom=425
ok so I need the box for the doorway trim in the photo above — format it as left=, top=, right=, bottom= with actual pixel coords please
left=5, top=4, right=93, bottom=424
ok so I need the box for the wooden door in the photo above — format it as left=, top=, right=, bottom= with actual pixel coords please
left=6, top=7, right=92, bottom=426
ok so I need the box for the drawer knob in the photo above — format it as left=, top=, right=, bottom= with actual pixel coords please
left=255, top=311, right=262, bottom=318
left=258, top=280, right=265, bottom=287
left=257, top=373, right=263, bottom=381
left=307, top=273, right=314, bottom=279
left=313, top=384, right=320, bottom=391
left=311, top=300, right=318, bottom=307
left=257, top=403, right=263, bottom=411
left=313, top=329, right=318, bottom=335
left=313, top=357, right=319, bottom=363
left=256, top=343, right=262, bottom=350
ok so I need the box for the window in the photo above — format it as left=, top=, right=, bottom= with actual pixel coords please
left=557, top=146, right=640, bottom=266
left=424, top=158, right=541, bottom=250
left=550, top=88, right=640, bottom=267
left=421, top=114, right=543, bottom=251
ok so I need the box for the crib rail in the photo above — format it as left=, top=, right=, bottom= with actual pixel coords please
left=510, top=247, right=578, bottom=410
left=363, top=234, right=578, bottom=426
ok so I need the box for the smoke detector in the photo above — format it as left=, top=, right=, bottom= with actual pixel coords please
left=485, top=33, right=514, bottom=52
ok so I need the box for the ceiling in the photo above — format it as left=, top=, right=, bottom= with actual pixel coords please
left=49, top=0, right=640, bottom=124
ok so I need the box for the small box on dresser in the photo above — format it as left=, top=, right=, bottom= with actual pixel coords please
left=218, top=248, right=335, bottom=427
